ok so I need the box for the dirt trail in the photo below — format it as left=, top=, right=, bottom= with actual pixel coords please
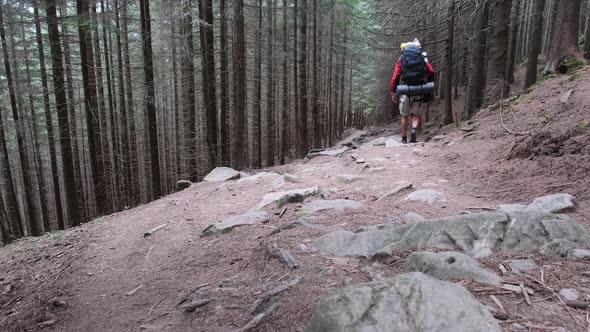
left=2, top=68, right=590, bottom=331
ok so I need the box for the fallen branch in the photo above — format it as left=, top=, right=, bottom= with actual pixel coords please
left=266, top=241, right=299, bottom=269
left=520, top=283, right=531, bottom=306
left=144, top=224, right=168, bottom=237
left=490, top=295, right=505, bottom=312
left=278, top=207, right=287, bottom=218
left=126, top=284, right=145, bottom=296
left=249, top=277, right=301, bottom=316
left=375, top=183, right=413, bottom=202
left=239, top=303, right=278, bottom=332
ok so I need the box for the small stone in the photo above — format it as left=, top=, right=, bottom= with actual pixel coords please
left=569, top=249, right=590, bottom=260
left=298, top=244, right=309, bottom=252
left=527, top=193, right=576, bottom=213
left=507, top=259, right=538, bottom=274
left=404, top=190, right=446, bottom=204
left=39, top=320, right=57, bottom=328
left=404, top=212, right=426, bottom=223
left=203, top=167, right=241, bottom=182
left=336, top=175, right=362, bottom=184
left=512, top=323, right=527, bottom=330
left=473, top=248, right=493, bottom=259
left=175, top=180, right=192, bottom=191
left=87, top=272, right=94, bottom=276
left=560, top=89, right=574, bottom=104
left=559, top=288, right=580, bottom=302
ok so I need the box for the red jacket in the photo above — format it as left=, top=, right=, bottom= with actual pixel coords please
left=390, top=57, right=436, bottom=93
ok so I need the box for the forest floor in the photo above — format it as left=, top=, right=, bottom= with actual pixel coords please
left=2, top=66, right=590, bottom=332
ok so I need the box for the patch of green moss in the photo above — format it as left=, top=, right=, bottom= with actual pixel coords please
left=563, top=58, right=585, bottom=75
left=541, top=73, right=558, bottom=82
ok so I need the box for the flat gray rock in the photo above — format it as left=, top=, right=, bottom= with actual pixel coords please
left=354, top=224, right=397, bottom=233
left=498, top=194, right=576, bottom=214
left=237, top=172, right=282, bottom=184
left=405, top=251, right=502, bottom=286
left=336, top=175, right=362, bottom=184
left=385, top=138, right=403, bottom=147
left=404, top=212, right=426, bottom=223
left=317, top=147, right=350, bottom=157
left=559, top=288, right=580, bottom=302
left=203, top=167, right=241, bottom=182
left=569, top=249, right=590, bottom=260
left=300, top=199, right=362, bottom=217
left=405, top=189, right=446, bottom=204
left=527, top=193, right=576, bottom=213
left=314, top=211, right=590, bottom=258
left=306, top=272, right=501, bottom=332
left=507, top=259, right=538, bottom=274
left=370, top=137, right=387, bottom=146
left=251, top=186, right=322, bottom=211
left=202, top=211, right=269, bottom=236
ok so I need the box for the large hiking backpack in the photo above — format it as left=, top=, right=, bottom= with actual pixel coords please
left=401, top=44, right=428, bottom=86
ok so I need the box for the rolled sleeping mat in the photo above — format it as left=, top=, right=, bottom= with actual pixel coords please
left=397, top=82, right=436, bottom=96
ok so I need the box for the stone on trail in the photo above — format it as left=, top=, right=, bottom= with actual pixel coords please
left=317, top=147, right=350, bottom=157
left=237, top=172, right=282, bottom=184
left=175, top=180, right=192, bottom=191
left=498, top=193, right=576, bottom=214
left=354, top=224, right=397, bottom=233
left=569, top=249, right=590, bottom=260
left=539, top=239, right=578, bottom=258
left=527, top=193, right=576, bottom=213
left=314, top=211, right=590, bottom=258
left=251, top=186, right=322, bottom=211
left=560, top=89, right=574, bottom=104
left=385, top=138, right=403, bottom=147
left=405, top=251, right=502, bottom=286
left=404, top=189, right=446, bottom=204
left=202, top=211, right=269, bottom=236
left=300, top=199, right=362, bottom=217
left=203, top=167, right=241, bottom=182
left=404, top=212, right=426, bottom=223
left=336, top=174, right=362, bottom=184
left=507, top=259, right=538, bottom=274
left=306, top=272, right=501, bottom=332
left=370, top=137, right=387, bottom=146
left=559, top=288, right=580, bottom=302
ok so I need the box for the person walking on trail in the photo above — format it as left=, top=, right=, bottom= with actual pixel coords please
left=390, top=39, right=436, bottom=144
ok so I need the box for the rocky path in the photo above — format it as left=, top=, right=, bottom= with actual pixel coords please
left=2, top=126, right=590, bottom=332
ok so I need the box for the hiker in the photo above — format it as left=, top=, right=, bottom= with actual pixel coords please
left=390, top=39, right=436, bottom=143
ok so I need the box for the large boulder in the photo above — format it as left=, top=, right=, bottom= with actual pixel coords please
left=300, top=200, right=362, bottom=217
left=202, top=211, right=269, bottom=236
left=527, top=193, right=576, bottom=213
left=203, top=167, right=241, bottom=182
left=405, top=251, right=502, bottom=286
left=314, top=211, right=590, bottom=258
left=307, top=272, right=501, bottom=332
left=251, top=186, right=322, bottom=211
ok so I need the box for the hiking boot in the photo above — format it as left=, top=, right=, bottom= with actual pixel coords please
left=410, top=132, right=417, bottom=143
left=401, top=136, right=408, bottom=144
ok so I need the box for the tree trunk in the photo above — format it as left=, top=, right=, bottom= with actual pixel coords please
left=139, top=0, right=161, bottom=199
left=465, top=2, right=490, bottom=117
left=312, top=0, right=320, bottom=149
left=34, top=1, right=65, bottom=230
left=266, top=0, right=275, bottom=167
left=219, top=0, right=230, bottom=166
left=198, top=0, right=218, bottom=170
left=298, top=0, right=309, bottom=157
left=78, top=0, right=108, bottom=217
left=45, top=0, right=81, bottom=227
left=545, top=0, right=583, bottom=73
left=525, top=0, right=547, bottom=88
left=20, top=16, right=51, bottom=232
left=280, top=0, right=288, bottom=165
left=487, top=0, right=512, bottom=99
left=233, top=0, right=247, bottom=169
left=444, top=0, right=455, bottom=125
left=506, top=0, right=521, bottom=84
left=584, top=0, right=590, bottom=59
left=254, top=0, right=263, bottom=168
left=0, top=3, right=44, bottom=236
left=180, top=1, right=197, bottom=179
